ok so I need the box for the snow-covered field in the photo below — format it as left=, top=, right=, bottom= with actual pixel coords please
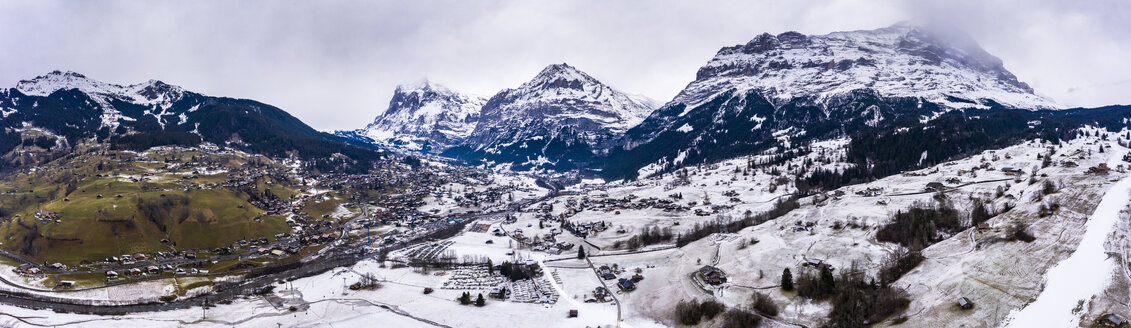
left=1002, top=147, right=1131, bottom=327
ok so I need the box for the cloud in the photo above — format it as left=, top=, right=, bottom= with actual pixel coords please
left=0, top=0, right=1127, bottom=130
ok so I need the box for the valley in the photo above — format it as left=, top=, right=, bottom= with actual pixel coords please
left=0, top=15, right=1129, bottom=328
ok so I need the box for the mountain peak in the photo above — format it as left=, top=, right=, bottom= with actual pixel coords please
left=16, top=71, right=187, bottom=105
left=524, top=63, right=601, bottom=91
left=17, top=70, right=116, bottom=97
left=397, top=78, right=443, bottom=93
left=355, top=80, right=486, bottom=153
left=680, top=22, right=1058, bottom=110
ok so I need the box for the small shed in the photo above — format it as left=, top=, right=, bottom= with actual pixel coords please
left=568, top=309, right=579, bottom=318
left=957, top=297, right=974, bottom=310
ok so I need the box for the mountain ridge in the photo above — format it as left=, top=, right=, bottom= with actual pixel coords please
left=1, top=71, right=382, bottom=173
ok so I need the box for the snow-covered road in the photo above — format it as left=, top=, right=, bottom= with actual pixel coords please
left=1002, top=147, right=1130, bottom=327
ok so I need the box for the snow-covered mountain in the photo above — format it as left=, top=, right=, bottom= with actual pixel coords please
left=676, top=22, right=1058, bottom=111
left=0, top=70, right=381, bottom=172
left=602, top=23, right=1068, bottom=179
left=343, top=80, right=485, bottom=153
left=15, top=71, right=187, bottom=129
left=445, top=63, right=656, bottom=171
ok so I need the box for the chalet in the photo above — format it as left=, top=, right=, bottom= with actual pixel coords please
left=56, top=280, right=75, bottom=288
left=594, top=287, right=609, bottom=298
left=857, top=187, right=884, bottom=197
left=1097, top=313, right=1125, bottom=327
left=976, top=223, right=992, bottom=231
left=26, top=267, right=41, bottom=275
left=601, top=273, right=617, bottom=280
left=1090, top=163, right=1112, bottom=175
left=184, top=250, right=197, bottom=259
left=697, top=266, right=727, bottom=285
left=617, top=278, right=636, bottom=291
left=146, top=265, right=160, bottom=274
left=568, top=309, right=579, bottom=318
left=957, top=297, right=973, bottom=310
left=925, top=182, right=946, bottom=192
left=1001, top=167, right=1023, bottom=176
left=128, top=268, right=143, bottom=276
left=49, top=263, right=66, bottom=271
left=132, top=253, right=147, bottom=261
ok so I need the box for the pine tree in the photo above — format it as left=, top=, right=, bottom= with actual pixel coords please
left=819, top=266, right=835, bottom=295
left=475, top=293, right=486, bottom=307
left=487, top=259, right=494, bottom=275
left=781, top=268, right=794, bottom=291
left=460, top=292, right=471, bottom=305
left=577, top=247, right=586, bottom=259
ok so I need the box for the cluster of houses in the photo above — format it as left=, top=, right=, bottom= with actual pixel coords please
left=12, top=264, right=43, bottom=276
left=562, top=220, right=608, bottom=239
left=548, top=194, right=690, bottom=220
left=106, top=264, right=209, bottom=280
left=33, top=210, right=58, bottom=223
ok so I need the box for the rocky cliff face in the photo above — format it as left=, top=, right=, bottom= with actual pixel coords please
left=348, top=80, right=485, bottom=153
left=446, top=63, right=655, bottom=171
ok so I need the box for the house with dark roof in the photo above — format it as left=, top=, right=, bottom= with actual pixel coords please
left=697, top=265, right=727, bottom=285
left=617, top=278, right=636, bottom=291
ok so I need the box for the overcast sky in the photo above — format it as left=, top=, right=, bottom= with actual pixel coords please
left=1, top=0, right=1128, bottom=130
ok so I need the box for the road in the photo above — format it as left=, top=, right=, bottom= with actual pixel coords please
left=584, top=255, right=622, bottom=327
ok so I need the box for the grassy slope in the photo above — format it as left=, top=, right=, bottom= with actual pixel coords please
left=0, top=148, right=292, bottom=265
